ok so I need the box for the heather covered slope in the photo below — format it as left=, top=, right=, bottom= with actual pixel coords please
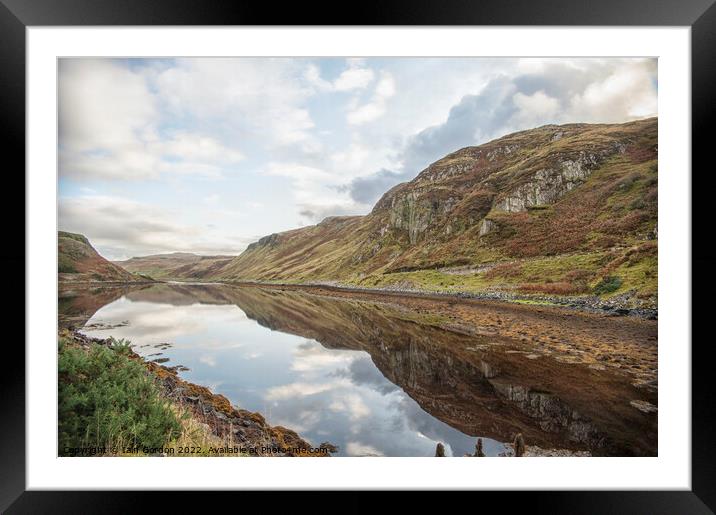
left=116, top=253, right=235, bottom=281
left=217, top=118, right=658, bottom=307
left=58, top=231, right=139, bottom=283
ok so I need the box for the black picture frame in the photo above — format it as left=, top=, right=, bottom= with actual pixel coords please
left=2, top=0, right=714, bottom=512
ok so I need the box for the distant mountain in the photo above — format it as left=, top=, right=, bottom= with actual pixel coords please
left=217, top=118, right=657, bottom=307
left=58, top=231, right=139, bottom=283
left=115, top=253, right=235, bottom=281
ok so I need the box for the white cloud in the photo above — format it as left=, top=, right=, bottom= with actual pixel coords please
left=512, top=90, right=560, bottom=126
left=264, top=381, right=343, bottom=401
left=333, top=62, right=375, bottom=91
left=291, top=341, right=359, bottom=372
left=345, top=442, right=384, bottom=457
left=59, top=57, right=657, bottom=256
left=347, top=102, right=385, bottom=125
left=570, top=59, right=657, bottom=120
left=59, top=194, right=252, bottom=259
left=375, top=72, right=396, bottom=97
left=199, top=355, right=217, bottom=367
left=59, top=58, right=316, bottom=181
left=60, top=131, right=244, bottom=181
left=344, top=58, right=656, bottom=207
left=347, top=72, right=396, bottom=125
left=330, top=143, right=372, bottom=173
left=58, top=62, right=245, bottom=181
left=263, top=162, right=331, bottom=181
left=151, top=58, right=317, bottom=146
left=157, top=132, right=244, bottom=164
left=59, top=59, right=156, bottom=152
left=306, top=58, right=376, bottom=94
left=304, top=63, right=333, bottom=91
left=261, top=161, right=364, bottom=223
left=328, top=394, right=371, bottom=420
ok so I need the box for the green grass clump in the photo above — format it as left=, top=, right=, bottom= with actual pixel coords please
left=612, top=254, right=657, bottom=298
left=593, top=275, right=623, bottom=295
left=58, top=337, right=181, bottom=455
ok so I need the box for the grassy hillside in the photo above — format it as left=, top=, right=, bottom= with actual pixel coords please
left=58, top=231, right=141, bottom=283
left=217, top=118, right=657, bottom=308
left=116, top=253, right=235, bottom=281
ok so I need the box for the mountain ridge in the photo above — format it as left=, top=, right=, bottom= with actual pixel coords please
left=214, top=118, right=658, bottom=308
left=116, top=253, right=236, bottom=281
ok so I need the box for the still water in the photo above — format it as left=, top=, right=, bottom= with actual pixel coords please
left=59, top=282, right=657, bottom=457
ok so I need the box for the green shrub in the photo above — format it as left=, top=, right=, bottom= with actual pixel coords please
left=58, top=338, right=181, bottom=455
left=593, top=275, right=623, bottom=295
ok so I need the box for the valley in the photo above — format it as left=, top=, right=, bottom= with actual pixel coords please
left=56, top=118, right=659, bottom=457
left=90, top=118, right=657, bottom=312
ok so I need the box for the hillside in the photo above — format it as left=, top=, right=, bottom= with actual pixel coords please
left=116, top=253, right=235, bottom=281
left=58, top=231, right=141, bottom=283
left=217, top=118, right=658, bottom=308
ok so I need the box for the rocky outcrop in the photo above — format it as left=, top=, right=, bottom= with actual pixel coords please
left=489, top=381, right=605, bottom=448
left=479, top=219, right=497, bottom=237
left=386, top=190, right=459, bottom=244
left=495, top=151, right=617, bottom=212
left=418, top=158, right=477, bottom=183
left=245, top=233, right=281, bottom=252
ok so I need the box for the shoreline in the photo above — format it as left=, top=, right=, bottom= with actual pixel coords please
left=60, top=328, right=601, bottom=458
left=61, top=277, right=656, bottom=319
left=61, top=329, right=334, bottom=457
left=223, top=280, right=658, bottom=320
left=235, top=281, right=659, bottom=391
left=59, top=279, right=157, bottom=286
left=59, top=280, right=658, bottom=456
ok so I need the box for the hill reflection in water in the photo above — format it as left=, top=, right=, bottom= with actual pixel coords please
left=59, top=282, right=657, bottom=456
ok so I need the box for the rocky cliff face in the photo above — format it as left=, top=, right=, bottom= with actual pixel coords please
left=217, top=118, right=657, bottom=304
left=372, top=122, right=639, bottom=243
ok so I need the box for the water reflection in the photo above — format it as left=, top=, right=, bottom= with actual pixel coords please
left=59, top=282, right=657, bottom=456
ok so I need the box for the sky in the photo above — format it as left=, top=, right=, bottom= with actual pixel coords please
left=58, top=57, right=657, bottom=260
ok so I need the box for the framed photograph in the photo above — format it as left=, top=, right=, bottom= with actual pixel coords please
left=4, top=0, right=714, bottom=511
